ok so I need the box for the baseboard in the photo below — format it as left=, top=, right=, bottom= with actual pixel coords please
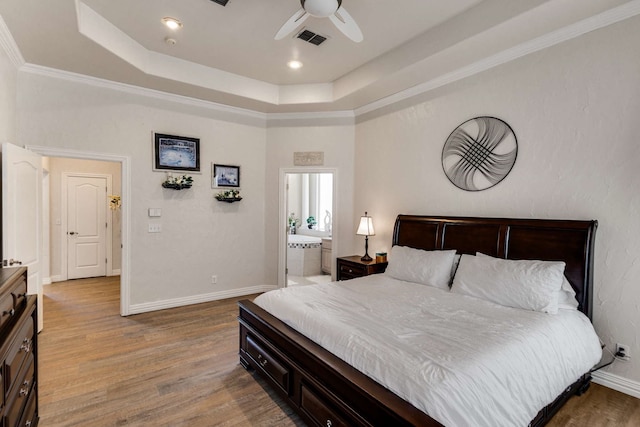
left=109, top=269, right=121, bottom=276
left=592, top=370, right=640, bottom=399
left=50, top=275, right=63, bottom=283
left=42, top=277, right=52, bottom=285
left=127, top=285, right=277, bottom=315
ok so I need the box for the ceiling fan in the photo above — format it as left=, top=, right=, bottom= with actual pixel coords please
left=275, top=0, right=363, bottom=43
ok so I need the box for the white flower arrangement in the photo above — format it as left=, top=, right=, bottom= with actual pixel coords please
left=162, top=174, right=193, bottom=190
left=215, top=189, right=242, bottom=201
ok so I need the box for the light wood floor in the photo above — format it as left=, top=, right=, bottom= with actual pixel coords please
left=38, top=277, right=640, bottom=426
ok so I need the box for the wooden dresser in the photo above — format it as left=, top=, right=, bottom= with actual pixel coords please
left=0, top=267, right=38, bottom=427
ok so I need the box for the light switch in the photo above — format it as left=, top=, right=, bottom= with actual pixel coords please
left=148, top=208, right=162, bottom=217
left=148, top=223, right=162, bottom=233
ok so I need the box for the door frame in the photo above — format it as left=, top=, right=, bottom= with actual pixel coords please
left=26, top=145, right=131, bottom=316
left=278, top=167, right=338, bottom=288
left=61, top=172, right=112, bottom=281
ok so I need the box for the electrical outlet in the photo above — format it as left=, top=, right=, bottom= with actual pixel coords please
left=616, top=343, right=631, bottom=361
left=211, top=275, right=218, bottom=285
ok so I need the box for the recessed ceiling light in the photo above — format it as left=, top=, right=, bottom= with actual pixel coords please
left=287, top=60, right=303, bottom=70
left=162, top=17, right=183, bottom=30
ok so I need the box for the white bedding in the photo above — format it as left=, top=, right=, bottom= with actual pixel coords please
left=253, top=275, right=602, bottom=427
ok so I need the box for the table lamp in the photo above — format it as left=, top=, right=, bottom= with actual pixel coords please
left=356, top=211, right=375, bottom=261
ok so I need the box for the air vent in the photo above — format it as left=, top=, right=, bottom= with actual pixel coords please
left=297, top=29, right=328, bottom=46
left=210, top=0, right=229, bottom=6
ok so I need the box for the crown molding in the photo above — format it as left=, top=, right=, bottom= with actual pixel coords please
left=354, top=0, right=640, bottom=118
left=266, top=110, right=356, bottom=128
left=20, top=63, right=357, bottom=128
left=0, top=15, right=24, bottom=68
left=20, top=63, right=269, bottom=127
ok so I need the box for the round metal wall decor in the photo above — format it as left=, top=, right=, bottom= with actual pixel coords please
left=441, top=116, right=517, bottom=191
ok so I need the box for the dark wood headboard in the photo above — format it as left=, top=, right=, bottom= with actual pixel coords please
left=392, top=215, right=597, bottom=319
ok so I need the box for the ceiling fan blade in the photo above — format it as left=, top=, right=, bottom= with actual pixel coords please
left=329, top=6, right=363, bottom=42
left=275, top=8, right=309, bottom=40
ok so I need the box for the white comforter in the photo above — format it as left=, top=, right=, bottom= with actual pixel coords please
left=253, top=275, right=602, bottom=427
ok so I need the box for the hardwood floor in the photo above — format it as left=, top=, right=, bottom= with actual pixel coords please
left=39, top=277, right=640, bottom=426
left=39, top=277, right=304, bottom=426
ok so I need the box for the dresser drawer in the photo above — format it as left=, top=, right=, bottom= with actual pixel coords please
left=300, top=383, right=351, bottom=427
left=5, top=355, right=34, bottom=427
left=0, top=291, right=16, bottom=330
left=0, top=274, right=27, bottom=332
left=5, top=314, right=35, bottom=396
left=338, top=263, right=365, bottom=279
left=18, top=384, right=37, bottom=427
left=246, top=334, right=290, bottom=394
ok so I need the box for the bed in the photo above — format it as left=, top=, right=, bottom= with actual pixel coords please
left=238, top=215, right=599, bottom=426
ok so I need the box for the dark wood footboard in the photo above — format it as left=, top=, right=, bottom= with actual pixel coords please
left=238, top=299, right=442, bottom=427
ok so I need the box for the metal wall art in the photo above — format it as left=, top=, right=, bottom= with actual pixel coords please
left=441, top=116, right=517, bottom=191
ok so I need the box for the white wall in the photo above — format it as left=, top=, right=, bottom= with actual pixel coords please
left=16, top=73, right=268, bottom=306
left=355, top=16, right=640, bottom=387
left=265, top=125, right=356, bottom=285
left=0, top=43, right=16, bottom=143
left=47, top=157, right=122, bottom=280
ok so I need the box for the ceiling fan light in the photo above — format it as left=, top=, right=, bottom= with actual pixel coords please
left=303, top=0, right=341, bottom=18
left=287, top=60, right=303, bottom=69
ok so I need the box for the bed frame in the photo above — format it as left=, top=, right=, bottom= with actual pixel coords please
left=238, top=215, right=597, bottom=426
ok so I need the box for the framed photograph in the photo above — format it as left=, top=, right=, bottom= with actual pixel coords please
left=153, top=133, right=200, bottom=172
left=212, top=163, right=240, bottom=188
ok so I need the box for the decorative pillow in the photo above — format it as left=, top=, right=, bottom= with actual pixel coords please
left=384, top=246, right=457, bottom=289
left=451, top=254, right=565, bottom=313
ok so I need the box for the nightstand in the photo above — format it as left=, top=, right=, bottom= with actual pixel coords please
left=336, top=256, right=388, bottom=281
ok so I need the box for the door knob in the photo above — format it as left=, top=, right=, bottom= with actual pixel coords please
left=68, top=231, right=77, bottom=235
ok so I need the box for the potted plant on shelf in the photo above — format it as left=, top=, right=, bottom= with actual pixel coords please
left=306, top=216, right=317, bottom=229
left=215, top=189, right=242, bottom=202
left=162, top=174, right=193, bottom=190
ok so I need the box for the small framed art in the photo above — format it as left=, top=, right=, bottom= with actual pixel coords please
left=153, top=133, right=200, bottom=172
left=212, top=164, right=240, bottom=188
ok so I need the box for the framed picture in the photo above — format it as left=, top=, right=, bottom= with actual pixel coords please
left=153, top=133, right=200, bottom=172
left=212, top=163, right=240, bottom=188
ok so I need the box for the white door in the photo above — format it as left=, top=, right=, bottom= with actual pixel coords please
left=66, top=175, right=107, bottom=279
left=1, top=143, right=43, bottom=330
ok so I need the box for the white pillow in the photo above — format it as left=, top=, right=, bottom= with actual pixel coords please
left=451, top=254, right=565, bottom=313
left=384, top=246, right=457, bottom=289
left=558, top=277, right=579, bottom=310
left=474, top=252, right=579, bottom=311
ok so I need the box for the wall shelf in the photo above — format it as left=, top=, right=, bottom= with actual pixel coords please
left=216, top=197, right=242, bottom=203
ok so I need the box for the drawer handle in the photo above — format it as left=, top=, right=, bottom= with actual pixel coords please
left=20, top=338, right=31, bottom=353
left=257, top=353, right=268, bottom=368
left=3, top=308, right=15, bottom=317
left=326, top=420, right=333, bottom=427
left=19, top=380, right=30, bottom=396
left=348, top=269, right=353, bottom=273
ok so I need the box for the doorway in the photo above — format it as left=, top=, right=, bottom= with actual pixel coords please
left=27, top=145, right=130, bottom=316
left=278, top=168, right=338, bottom=288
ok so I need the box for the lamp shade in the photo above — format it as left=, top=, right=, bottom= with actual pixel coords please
left=356, top=213, right=375, bottom=236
